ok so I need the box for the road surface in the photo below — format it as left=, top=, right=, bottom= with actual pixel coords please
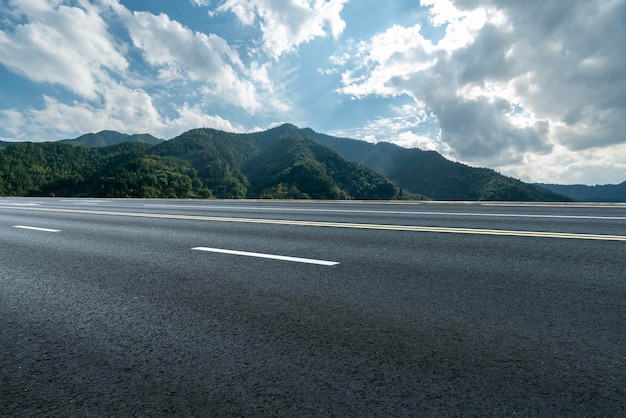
left=1, top=198, right=625, bottom=416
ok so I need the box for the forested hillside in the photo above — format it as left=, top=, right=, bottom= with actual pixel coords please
left=300, top=125, right=567, bottom=201
left=0, top=124, right=571, bottom=201
left=536, top=182, right=626, bottom=202
left=59, top=130, right=163, bottom=147
left=0, top=131, right=162, bottom=149
left=243, top=136, right=398, bottom=199
left=0, top=142, right=207, bottom=198
left=0, top=127, right=400, bottom=199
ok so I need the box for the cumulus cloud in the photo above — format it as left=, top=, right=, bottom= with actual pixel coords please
left=0, top=0, right=127, bottom=100
left=6, top=88, right=243, bottom=142
left=215, top=0, right=349, bottom=58
left=333, top=0, right=626, bottom=181
left=114, top=5, right=266, bottom=113
left=329, top=103, right=449, bottom=153
left=0, top=0, right=287, bottom=140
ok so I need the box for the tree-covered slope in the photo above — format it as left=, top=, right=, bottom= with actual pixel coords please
left=243, top=136, right=399, bottom=199
left=294, top=125, right=568, bottom=201
left=384, top=149, right=567, bottom=201
left=0, top=124, right=573, bottom=201
left=149, top=128, right=256, bottom=198
left=59, top=130, right=163, bottom=147
left=536, top=182, right=626, bottom=202
left=0, top=127, right=401, bottom=199
left=0, top=142, right=209, bottom=198
left=0, top=142, right=96, bottom=196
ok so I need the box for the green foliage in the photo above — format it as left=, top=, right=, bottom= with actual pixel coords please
left=536, top=182, right=626, bottom=202
left=244, top=137, right=398, bottom=200
left=0, top=142, right=210, bottom=198
left=260, top=183, right=311, bottom=199
left=0, top=142, right=94, bottom=196
left=306, top=126, right=569, bottom=201
left=0, top=125, right=569, bottom=201
left=59, top=130, right=163, bottom=147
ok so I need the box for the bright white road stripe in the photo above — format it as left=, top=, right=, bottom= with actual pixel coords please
left=192, top=247, right=339, bottom=266
left=14, top=225, right=60, bottom=233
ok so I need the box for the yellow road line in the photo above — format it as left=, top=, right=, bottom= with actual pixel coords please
left=1, top=205, right=625, bottom=241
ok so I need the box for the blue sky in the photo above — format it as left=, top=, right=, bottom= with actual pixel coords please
left=1, top=0, right=625, bottom=185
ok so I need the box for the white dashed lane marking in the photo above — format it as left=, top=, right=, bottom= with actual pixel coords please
left=13, top=225, right=60, bottom=233
left=192, top=247, right=339, bottom=266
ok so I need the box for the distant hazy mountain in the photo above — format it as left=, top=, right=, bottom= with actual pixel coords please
left=58, top=130, right=163, bottom=147
left=536, top=182, right=626, bottom=202
left=0, top=124, right=571, bottom=201
left=0, top=131, right=162, bottom=149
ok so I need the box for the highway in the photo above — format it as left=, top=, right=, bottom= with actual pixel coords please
left=1, top=198, right=625, bottom=416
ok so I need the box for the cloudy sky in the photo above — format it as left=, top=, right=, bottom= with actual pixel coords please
left=1, top=0, right=625, bottom=185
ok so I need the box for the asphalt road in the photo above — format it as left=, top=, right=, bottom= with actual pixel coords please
left=1, top=198, right=625, bottom=416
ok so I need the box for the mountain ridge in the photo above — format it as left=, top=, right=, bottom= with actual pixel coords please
left=0, top=125, right=579, bottom=201
left=536, top=182, right=626, bottom=202
left=58, top=130, right=163, bottom=147
left=0, top=131, right=163, bottom=149
left=271, top=125, right=568, bottom=201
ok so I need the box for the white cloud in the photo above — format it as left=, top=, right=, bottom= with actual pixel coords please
left=0, top=0, right=291, bottom=141
left=0, top=0, right=127, bottom=100
left=215, top=0, right=349, bottom=58
left=190, top=0, right=212, bottom=6
left=168, top=103, right=245, bottom=134
left=0, top=109, right=26, bottom=140
left=507, top=144, right=626, bottom=186
left=214, top=0, right=257, bottom=25
left=337, top=23, right=436, bottom=99
left=6, top=85, right=243, bottom=142
left=332, top=0, right=626, bottom=183
left=329, top=103, right=450, bottom=154
left=115, top=6, right=266, bottom=113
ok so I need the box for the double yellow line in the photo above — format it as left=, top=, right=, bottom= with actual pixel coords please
left=2, top=205, right=626, bottom=241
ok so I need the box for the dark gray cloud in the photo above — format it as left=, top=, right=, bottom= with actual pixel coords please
left=336, top=0, right=626, bottom=182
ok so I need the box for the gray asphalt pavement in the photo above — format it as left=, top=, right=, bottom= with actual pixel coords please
left=1, top=198, right=625, bottom=416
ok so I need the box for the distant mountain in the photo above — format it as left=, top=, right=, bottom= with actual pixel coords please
left=149, top=127, right=400, bottom=199
left=536, top=182, right=626, bottom=202
left=0, top=124, right=572, bottom=201
left=243, top=136, right=399, bottom=199
left=278, top=124, right=567, bottom=201
left=0, top=126, right=400, bottom=199
left=58, top=130, right=163, bottom=147
left=0, top=131, right=162, bottom=149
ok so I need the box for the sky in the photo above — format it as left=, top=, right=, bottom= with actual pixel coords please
left=0, top=0, right=625, bottom=185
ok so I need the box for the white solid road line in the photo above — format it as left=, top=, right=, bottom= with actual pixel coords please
left=13, top=225, right=60, bottom=233
left=2, top=205, right=626, bottom=241
left=192, top=247, right=340, bottom=266
left=144, top=204, right=626, bottom=220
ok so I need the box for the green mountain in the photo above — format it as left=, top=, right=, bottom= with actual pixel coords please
left=0, top=141, right=197, bottom=198
left=279, top=124, right=567, bottom=201
left=0, top=124, right=570, bottom=201
left=536, top=182, right=626, bottom=202
left=243, top=136, right=398, bottom=199
left=58, top=130, right=163, bottom=147
left=0, top=131, right=162, bottom=149
left=0, top=127, right=400, bottom=199
left=148, top=127, right=400, bottom=199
